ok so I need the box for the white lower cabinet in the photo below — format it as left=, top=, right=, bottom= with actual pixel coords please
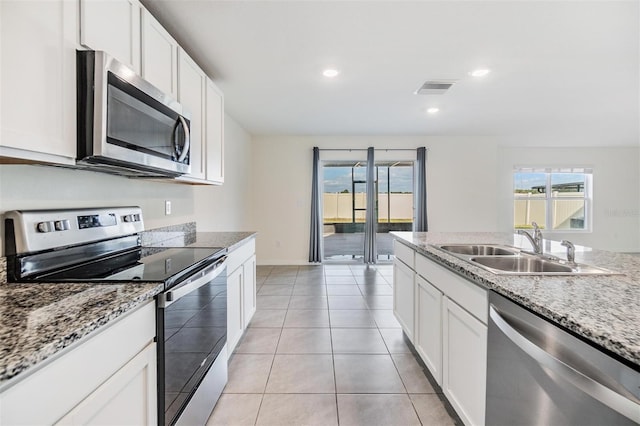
left=415, top=275, right=443, bottom=386
left=226, top=238, right=257, bottom=356
left=393, top=243, right=488, bottom=426
left=393, top=258, right=415, bottom=342
left=443, top=298, right=487, bottom=426
left=242, top=254, right=257, bottom=324
left=56, top=342, right=157, bottom=425
left=0, top=301, right=156, bottom=425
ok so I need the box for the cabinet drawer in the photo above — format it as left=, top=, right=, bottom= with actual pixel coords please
left=227, top=237, right=256, bottom=273
left=394, top=240, right=415, bottom=269
left=416, top=254, right=487, bottom=324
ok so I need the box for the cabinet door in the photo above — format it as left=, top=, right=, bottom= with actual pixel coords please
left=415, top=276, right=443, bottom=386
left=141, top=9, right=177, bottom=98
left=242, top=255, right=256, bottom=327
left=227, top=266, right=244, bottom=357
left=205, top=78, right=224, bottom=184
left=56, top=343, right=157, bottom=426
left=79, top=0, right=141, bottom=73
left=178, top=49, right=206, bottom=180
left=0, top=0, right=77, bottom=163
left=443, top=298, right=487, bottom=426
left=393, top=259, right=415, bottom=342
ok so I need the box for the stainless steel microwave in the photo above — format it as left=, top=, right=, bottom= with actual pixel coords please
left=76, top=50, right=191, bottom=177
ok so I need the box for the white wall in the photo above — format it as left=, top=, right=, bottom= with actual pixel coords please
left=250, top=135, right=500, bottom=265
left=251, top=137, right=640, bottom=264
left=497, top=146, right=640, bottom=252
left=194, top=114, right=253, bottom=230
left=0, top=113, right=253, bottom=256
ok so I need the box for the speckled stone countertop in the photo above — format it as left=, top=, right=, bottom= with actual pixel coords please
left=391, top=232, right=640, bottom=367
left=0, top=230, right=255, bottom=388
left=145, top=231, right=256, bottom=252
left=0, top=281, right=163, bottom=388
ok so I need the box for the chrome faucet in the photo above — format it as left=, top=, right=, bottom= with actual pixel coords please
left=561, top=240, right=576, bottom=266
left=517, top=222, right=543, bottom=254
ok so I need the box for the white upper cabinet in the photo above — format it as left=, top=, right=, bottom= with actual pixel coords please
left=205, top=78, right=225, bottom=184
left=0, top=0, right=78, bottom=164
left=79, top=0, right=141, bottom=73
left=141, top=8, right=178, bottom=98
left=177, top=49, right=206, bottom=180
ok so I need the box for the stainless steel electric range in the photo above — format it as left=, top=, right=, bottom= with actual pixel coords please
left=4, top=207, right=228, bottom=426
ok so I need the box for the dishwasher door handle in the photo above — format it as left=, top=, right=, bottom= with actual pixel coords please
left=489, top=305, right=640, bottom=423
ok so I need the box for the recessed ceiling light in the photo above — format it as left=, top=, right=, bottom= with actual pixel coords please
left=427, top=107, right=440, bottom=114
left=323, top=69, right=340, bottom=78
left=469, top=69, right=490, bottom=77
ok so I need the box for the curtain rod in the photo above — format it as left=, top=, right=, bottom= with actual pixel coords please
left=318, top=148, right=428, bottom=152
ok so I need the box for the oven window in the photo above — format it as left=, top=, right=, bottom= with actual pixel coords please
left=161, top=273, right=227, bottom=425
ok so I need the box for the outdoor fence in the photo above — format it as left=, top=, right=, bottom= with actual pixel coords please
left=323, top=193, right=413, bottom=223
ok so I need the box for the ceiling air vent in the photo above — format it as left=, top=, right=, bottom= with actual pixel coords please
left=415, top=80, right=456, bottom=95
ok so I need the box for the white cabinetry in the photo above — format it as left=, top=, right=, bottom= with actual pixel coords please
left=393, top=258, right=415, bottom=342
left=205, top=79, right=225, bottom=184
left=55, top=343, right=156, bottom=425
left=0, top=301, right=157, bottom=425
left=177, top=49, right=206, bottom=180
left=79, top=0, right=141, bottom=73
left=226, top=238, right=257, bottom=356
left=442, top=298, right=487, bottom=426
left=141, top=8, right=178, bottom=98
left=392, top=240, right=488, bottom=426
left=415, top=275, right=443, bottom=386
left=0, top=0, right=77, bottom=164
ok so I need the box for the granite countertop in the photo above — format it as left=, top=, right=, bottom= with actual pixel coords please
left=143, top=230, right=256, bottom=252
left=0, top=278, right=163, bottom=388
left=391, top=232, right=640, bottom=367
left=0, top=230, right=256, bottom=389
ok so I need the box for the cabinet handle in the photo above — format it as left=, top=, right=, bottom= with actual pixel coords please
left=489, top=305, right=640, bottom=422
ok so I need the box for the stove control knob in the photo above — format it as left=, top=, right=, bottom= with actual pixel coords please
left=123, top=214, right=133, bottom=222
left=37, top=221, right=55, bottom=233
left=54, top=220, right=71, bottom=231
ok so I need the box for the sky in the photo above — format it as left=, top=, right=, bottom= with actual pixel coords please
left=323, top=166, right=414, bottom=193
left=514, top=173, right=586, bottom=191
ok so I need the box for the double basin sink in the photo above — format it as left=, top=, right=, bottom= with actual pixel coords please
left=434, top=244, right=618, bottom=275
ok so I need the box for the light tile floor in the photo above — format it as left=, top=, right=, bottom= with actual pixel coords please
left=207, top=264, right=459, bottom=426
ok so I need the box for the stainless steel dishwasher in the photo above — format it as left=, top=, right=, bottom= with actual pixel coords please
left=486, top=291, right=640, bottom=426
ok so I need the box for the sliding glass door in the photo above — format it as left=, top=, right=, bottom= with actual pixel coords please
left=322, top=161, right=413, bottom=262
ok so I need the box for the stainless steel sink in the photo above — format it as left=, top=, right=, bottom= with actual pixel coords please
left=432, top=243, right=621, bottom=275
left=470, top=256, right=574, bottom=273
left=438, top=244, right=519, bottom=256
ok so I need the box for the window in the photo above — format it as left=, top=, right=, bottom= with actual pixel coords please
left=513, top=168, right=592, bottom=231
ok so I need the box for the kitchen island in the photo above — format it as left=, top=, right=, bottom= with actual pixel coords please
left=391, top=231, right=640, bottom=426
left=392, top=231, right=640, bottom=366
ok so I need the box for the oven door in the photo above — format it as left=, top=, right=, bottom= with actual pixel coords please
left=77, top=50, right=191, bottom=177
left=157, top=256, right=227, bottom=426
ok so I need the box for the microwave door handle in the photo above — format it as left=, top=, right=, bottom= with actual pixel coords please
left=176, top=115, right=190, bottom=163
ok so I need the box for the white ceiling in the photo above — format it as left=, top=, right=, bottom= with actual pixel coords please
left=142, top=1, right=639, bottom=144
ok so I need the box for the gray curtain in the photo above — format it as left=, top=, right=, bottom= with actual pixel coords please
left=363, top=147, right=377, bottom=264
left=414, top=147, right=429, bottom=232
left=309, top=147, right=322, bottom=262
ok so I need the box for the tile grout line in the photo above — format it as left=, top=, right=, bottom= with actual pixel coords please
left=252, top=268, right=288, bottom=426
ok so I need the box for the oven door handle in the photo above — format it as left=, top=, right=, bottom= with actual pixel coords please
left=158, top=256, right=226, bottom=308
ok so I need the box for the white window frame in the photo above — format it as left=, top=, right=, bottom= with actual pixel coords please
left=513, top=167, right=593, bottom=233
